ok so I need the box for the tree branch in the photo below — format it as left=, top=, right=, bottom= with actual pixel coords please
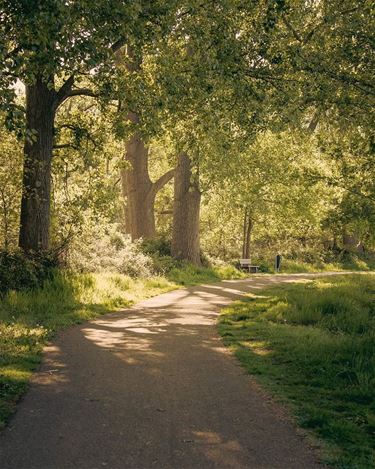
left=281, top=16, right=303, bottom=42
left=152, top=169, right=175, bottom=196
left=55, top=75, right=75, bottom=108
left=111, top=38, right=126, bottom=53
left=158, top=209, right=173, bottom=215
left=303, top=62, right=375, bottom=96
left=66, top=88, right=98, bottom=98
left=55, top=75, right=98, bottom=110
left=53, top=143, right=76, bottom=150
left=308, top=109, right=320, bottom=133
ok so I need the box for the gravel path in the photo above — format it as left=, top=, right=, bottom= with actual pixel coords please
left=0, top=273, right=337, bottom=469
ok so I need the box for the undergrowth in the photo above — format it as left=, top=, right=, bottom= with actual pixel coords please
left=219, top=274, right=375, bottom=468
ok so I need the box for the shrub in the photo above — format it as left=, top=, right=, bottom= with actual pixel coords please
left=140, top=236, right=171, bottom=257
left=151, top=254, right=180, bottom=275
left=0, top=250, right=57, bottom=295
left=68, top=231, right=154, bottom=277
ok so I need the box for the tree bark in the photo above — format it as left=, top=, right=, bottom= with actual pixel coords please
left=171, top=153, right=201, bottom=265
left=342, top=231, right=365, bottom=254
left=119, top=49, right=175, bottom=241
left=121, top=131, right=174, bottom=240
left=19, top=78, right=56, bottom=252
left=242, top=208, right=253, bottom=259
left=121, top=133, right=154, bottom=239
left=0, top=188, right=9, bottom=250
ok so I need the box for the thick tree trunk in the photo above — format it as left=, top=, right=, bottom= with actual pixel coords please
left=171, top=153, right=201, bottom=265
left=119, top=49, right=175, bottom=241
left=121, top=130, right=174, bottom=240
left=242, top=208, right=253, bottom=259
left=19, top=78, right=56, bottom=252
left=121, top=133, right=155, bottom=239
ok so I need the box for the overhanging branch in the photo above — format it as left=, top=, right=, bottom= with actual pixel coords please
left=66, top=88, right=98, bottom=98
left=55, top=77, right=98, bottom=109
left=55, top=75, right=75, bottom=108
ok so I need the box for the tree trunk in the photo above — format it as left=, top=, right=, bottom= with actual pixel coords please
left=343, top=231, right=365, bottom=254
left=121, top=133, right=155, bottom=239
left=121, top=130, right=174, bottom=240
left=0, top=188, right=9, bottom=250
left=242, top=208, right=253, bottom=259
left=171, top=153, right=201, bottom=265
left=119, top=49, right=174, bottom=241
left=19, top=78, right=56, bottom=252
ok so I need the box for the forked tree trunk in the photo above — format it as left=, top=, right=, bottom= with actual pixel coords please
left=19, top=78, right=56, bottom=252
left=121, top=129, right=174, bottom=240
left=171, top=153, right=201, bottom=265
left=119, top=49, right=175, bottom=241
left=242, top=208, right=253, bottom=259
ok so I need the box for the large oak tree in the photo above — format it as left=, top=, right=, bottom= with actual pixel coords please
left=0, top=0, right=175, bottom=252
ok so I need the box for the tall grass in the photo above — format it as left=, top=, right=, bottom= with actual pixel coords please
left=219, top=274, right=375, bottom=468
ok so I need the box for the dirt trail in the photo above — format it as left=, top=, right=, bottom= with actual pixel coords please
left=0, top=273, right=340, bottom=469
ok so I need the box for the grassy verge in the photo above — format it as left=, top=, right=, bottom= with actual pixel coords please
left=167, top=262, right=246, bottom=285
left=257, top=256, right=375, bottom=274
left=219, top=274, right=375, bottom=468
left=280, top=257, right=375, bottom=274
left=0, top=263, right=244, bottom=428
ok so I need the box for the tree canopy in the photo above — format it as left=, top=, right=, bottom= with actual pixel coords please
left=0, top=0, right=373, bottom=266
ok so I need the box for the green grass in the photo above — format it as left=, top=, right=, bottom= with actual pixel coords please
left=0, top=263, right=244, bottom=428
left=254, top=256, right=375, bottom=274
left=167, top=262, right=246, bottom=285
left=0, top=271, right=177, bottom=428
left=280, top=257, right=375, bottom=274
left=219, top=274, right=375, bottom=468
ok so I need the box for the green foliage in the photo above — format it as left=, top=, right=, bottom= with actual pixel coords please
left=0, top=122, right=22, bottom=250
left=141, top=236, right=172, bottom=257
left=255, top=256, right=375, bottom=274
left=1, top=0, right=177, bottom=107
left=219, top=274, right=375, bottom=467
left=51, top=98, right=123, bottom=249
left=68, top=228, right=155, bottom=278
left=0, top=250, right=58, bottom=295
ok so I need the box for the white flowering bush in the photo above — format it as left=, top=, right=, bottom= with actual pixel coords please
left=68, top=225, right=154, bottom=277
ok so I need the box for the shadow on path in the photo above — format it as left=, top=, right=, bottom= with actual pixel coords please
left=0, top=274, right=335, bottom=469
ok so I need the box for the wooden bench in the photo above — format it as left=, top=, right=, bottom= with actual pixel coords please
left=239, top=259, right=259, bottom=273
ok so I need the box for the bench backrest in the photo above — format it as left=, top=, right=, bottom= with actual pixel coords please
left=239, top=259, right=251, bottom=266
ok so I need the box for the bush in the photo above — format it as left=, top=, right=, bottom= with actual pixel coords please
left=140, top=236, right=171, bottom=257
left=68, top=232, right=155, bottom=277
left=151, top=254, right=180, bottom=275
left=0, top=250, right=57, bottom=295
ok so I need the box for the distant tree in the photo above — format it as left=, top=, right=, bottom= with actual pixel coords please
left=0, top=122, right=22, bottom=249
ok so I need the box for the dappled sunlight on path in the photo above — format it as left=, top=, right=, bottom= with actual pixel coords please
left=0, top=274, right=335, bottom=469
